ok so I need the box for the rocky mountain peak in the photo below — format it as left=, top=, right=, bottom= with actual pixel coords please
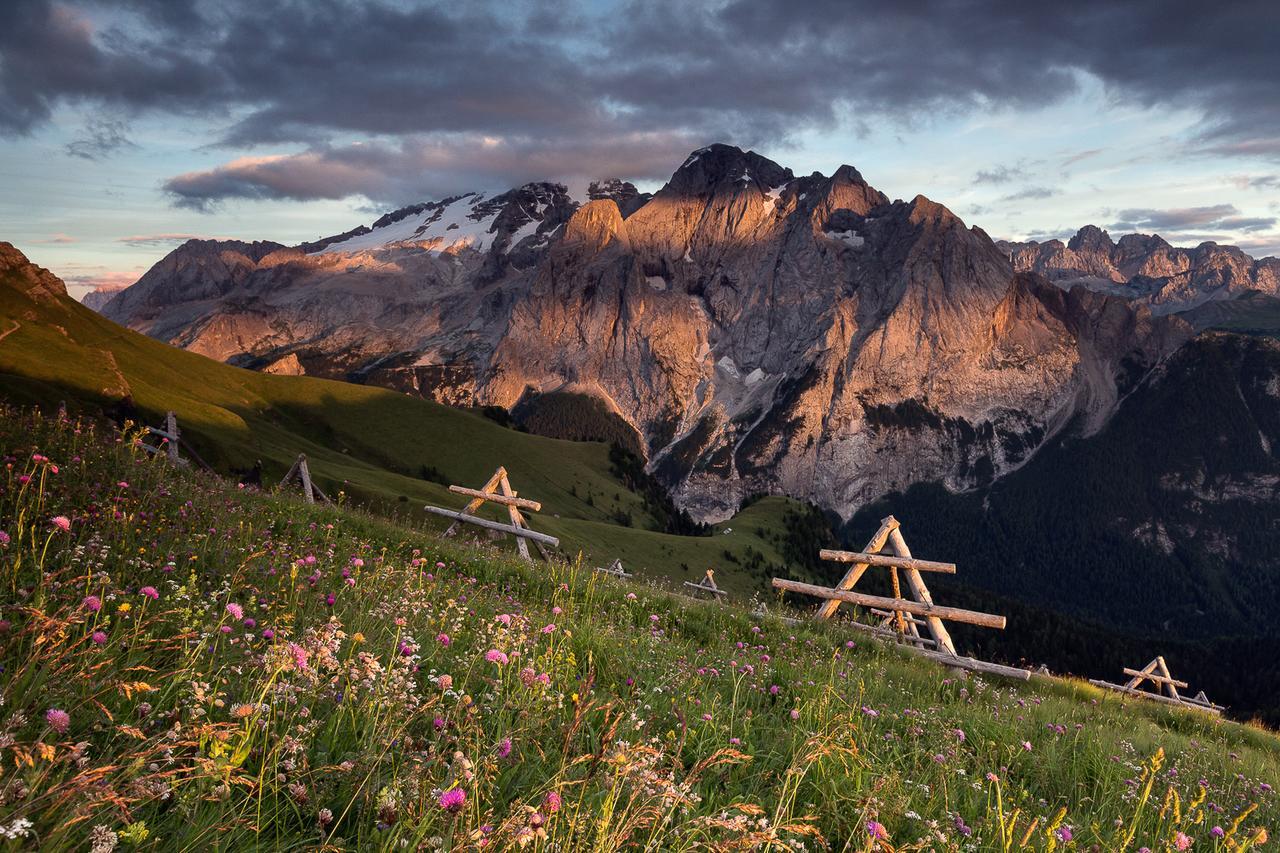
left=662, top=143, right=794, bottom=197
left=563, top=199, right=628, bottom=251
left=1067, top=224, right=1114, bottom=253
left=0, top=242, right=68, bottom=303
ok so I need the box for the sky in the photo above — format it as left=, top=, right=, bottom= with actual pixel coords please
left=1, top=0, right=1278, bottom=300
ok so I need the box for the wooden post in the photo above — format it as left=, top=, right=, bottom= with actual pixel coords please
left=498, top=473, right=531, bottom=562
left=770, top=578, right=1006, bottom=628
left=886, top=526, right=957, bottom=656
left=815, top=516, right=900, bottom=620
left=444, top=467, right=505, bottom=537
left=298, top=455, right=315, bottom=505
left=166, top=411, right=179, bottom=464
left=422, top=506, right=560, bottom=546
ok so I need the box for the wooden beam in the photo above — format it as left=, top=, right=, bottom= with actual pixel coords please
left=1122, top=668, right=1188, bottom=689
left=444, top=467, right=506, bottom=536
left=771, top=578, right=1006, bottom=629
left=424, top=506, right=560, bottom=546
left=916, top=649, right=1031, bottom=681
left=1088, top=680, right=1221, bottom=715
left=844, top=619, right=938, bottom=648
left=298, top=455, right=315, bottom=505
left=498, top=473, right=531, bottom=562
left=815, top=516, right=900, bottom=620
left=817, top=549, right=956, bottom=574
left=165, top=411, right=179, bottom=464
left=449, top=485, right=541, bottom=511
left=886, top=527, right=959, bottom=655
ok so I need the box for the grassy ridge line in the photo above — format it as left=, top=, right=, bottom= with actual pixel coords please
left=0, top=269, right=801, bottom=593
left=0, top=407, right=1276, bottom=850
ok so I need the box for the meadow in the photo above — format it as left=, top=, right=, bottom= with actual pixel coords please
left=0, top=406, right=1276, bottom=851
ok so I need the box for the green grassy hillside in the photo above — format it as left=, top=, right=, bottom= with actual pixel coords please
left=0, top=260, right=799, bottom=595
left=0, top=406, right=1275, bottom=850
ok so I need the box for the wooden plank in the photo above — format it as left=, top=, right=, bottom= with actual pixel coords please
left=1156, top=656, right=1182, bottom=702
left=1122, top=668, right=1188, bottom=689
left=815, top=516, right=900, bottom=620
left=771, top=578, right=1006, bottom=629
left=298, top=455, right=315, bottom=505
left=887, top=527, right=958, bottom=655
left=1088, top=680, right=1221, bottom=715
left=1123, top=658, right=1159, bottom=690
left=424, top=505, right=560, bottom=546
left=146, top=426, right=177, bottom=441
left=449, top=485, right=541, bottom=511
left=817, top=549, right=957, bottom=574
left=683, top=581, right=728, bottom=596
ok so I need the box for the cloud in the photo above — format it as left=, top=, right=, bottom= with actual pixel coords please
left=65, top=117, right=137, bottom=160
left=164, top=132, right=699, bottom=209
left=1000, top=187, right=1059, bottom=202
left=56, top=266, right=143, bottom=299
left=973, top=164, right=1028, bottom=185
left=1230, top=174, right=1280, bottom=191
left=1061, top=149, right=1105, bottom=168
left=1109, top=204, right=1277, bottom=234
left=4, top=0, right=1279, bottom=206
left=32, top=233, right=76, bottom=244
left=116, top=233, right=215, bottom=246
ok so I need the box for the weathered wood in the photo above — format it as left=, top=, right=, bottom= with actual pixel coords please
left=595, top=559, right=632, bottom=578
left=817, top=549, right=957, bottom=574
left=498, top=474, right=531, bottom=562
left=771, top=578, right=1006, bottom=629
left=870, top=608, right=928, bottom=627
left=444, top=467, right=506, bottom=537
left=844, top=619, right=938, bottom=648
left=165, top=411, right=179, bottom=464
left=1122, top=668, right=1189, bottom=689
left=917, top=649, right=1031, bottom=681
left=1088, top=680, right=1222, bottom=715
left=298, top=455, right=315, bottom=505
left=684, top=581, right=728, bottom=596
left=1156, top=656, right=1182, bottom=701
left=887, top=526, right=958, bottom=656
left=815, top=516, right=900, bottom=620
left=423, top=505, right=560, bottom=546
left=146, top=426, right=177, bottom=441
left=449, top=485, right=541, bottom=511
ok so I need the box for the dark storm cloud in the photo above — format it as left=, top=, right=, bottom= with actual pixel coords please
left=1110, top=204, right=1277, bottom=234
left=3, top=0, right=1277, bottom=205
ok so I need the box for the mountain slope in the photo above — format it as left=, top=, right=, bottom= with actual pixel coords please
left=0, top=242, right=803, bottom=591
left=102, top=145, right=1191, bottom=523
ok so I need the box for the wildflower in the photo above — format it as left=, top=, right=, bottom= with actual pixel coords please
left=861, top=705, right=879, bottom=718
left=497, top=738, right=512, bottom=759
left=231, top=703, right=256, bottom=719
left=496, top=613, right=512, bottom=626
left=1022, top=740, right=1032, bottom=751
left=626, top=593, right=636, bottom=600
left=91, top=630, right=107, bottom=645
left=51, top=515, right=71, bottom=531
left=243, top=618, right=256, bottom=628
left=1210, top=826, right=1224, bottom=838
left=790, top=709, right=800, bottom=720
left=0, top=531, right=9, bottom=546
left=541, top=623, right=556, bottom=634
left=226, top=602, right=244, bottom=620
left=351, top=558, right=364, bottom=568
left=438, top=674, right=453, bottom=691
left=866, top=820, right=889, bottom=841
left=1174, top=831, right=1193, bottom=850
left=484, top=649, right=508, bottom=665
left=436, top=561, right=446, bottom=569
left=83, top=595, right=102, bottom=612
left=139, top=586, right=159, bottom=600
left=46, top=708, right=71, bottom=733
left=318, top=808, right=334, bottom=827
left=437, top=632, right=451, bottom=646
left=1056, top=826, right=1073, bottom=843
left=262, top=628, right=275, bottom=640
left=439, top=787, right=466, bottom=812
left=545, top=790, right=562, bottom=813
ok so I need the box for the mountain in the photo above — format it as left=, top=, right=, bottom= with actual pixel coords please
left=998, top=225, right=1280, bottom=315
left=102, top=145, right=1192, bottom=522
left=81, top=283, right=128, bottom=311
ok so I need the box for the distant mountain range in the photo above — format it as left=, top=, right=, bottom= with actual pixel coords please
left=99, top=144, right=1240, bottom=526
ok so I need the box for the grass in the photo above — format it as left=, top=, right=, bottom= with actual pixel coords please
left=0, top=407, right=1276, bottom=850
left=0, top=263, right=799, bottom=594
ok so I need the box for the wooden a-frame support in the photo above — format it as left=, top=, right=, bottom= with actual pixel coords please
left=1089, top=656, right=1223, bottom=715
left=684, top=568, right=728, bottom=599
left=771, top=515, right=1025, bottom=680
left=280, top=453, right=331, bottom=504
left=595, top=558, right=632, bottom=579
left=423, top=467, right=559, bottom=562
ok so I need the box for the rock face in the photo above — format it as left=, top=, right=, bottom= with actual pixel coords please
left=998, top=226, right=1280, bottom=314
left=103, top=145, right=1193, bottom=520
left=0, top=242, right=68, bottom=304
